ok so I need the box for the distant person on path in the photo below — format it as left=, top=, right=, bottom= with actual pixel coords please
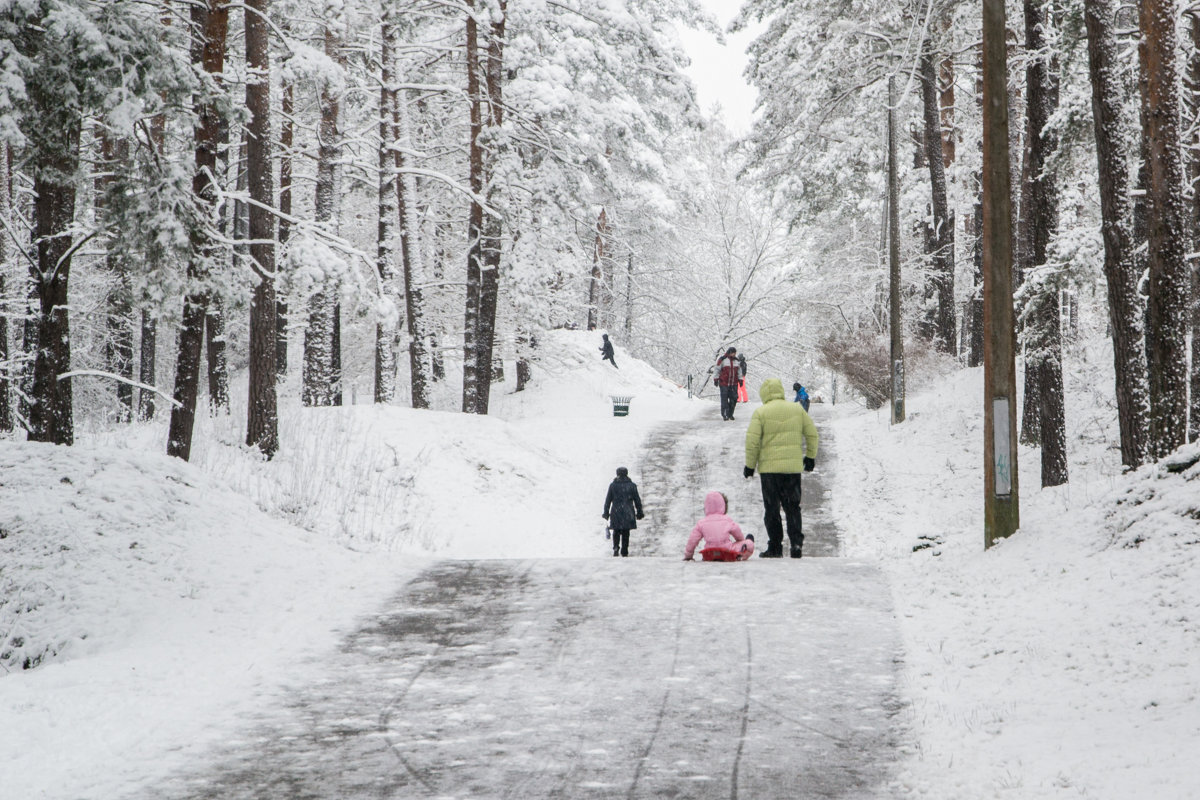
left=744, top=378, right=819, bottom=558
left=715, top=347, right=741, bottom=421
left=737, top=354, right=749, bottom=403
left=792, top=381, right=810, bottom=412
left=683, top=491, right=755, bottom=561
left=600, top=334, right=618, bottom=368
left=603, top=466, right=643, bottom=557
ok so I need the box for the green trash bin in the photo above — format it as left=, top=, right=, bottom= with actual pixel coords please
left=611, top=395, right=632, bottom=417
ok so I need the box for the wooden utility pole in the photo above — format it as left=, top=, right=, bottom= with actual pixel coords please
left=888, top=75, right=905, bottom=425
left=982, top=0, right=1020, bottom=547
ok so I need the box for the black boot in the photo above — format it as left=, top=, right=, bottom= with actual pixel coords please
left=790, top=546, right=803, bottom=559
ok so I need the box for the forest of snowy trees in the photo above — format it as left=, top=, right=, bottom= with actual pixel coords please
left=0, top=0, right=1198, bottom=481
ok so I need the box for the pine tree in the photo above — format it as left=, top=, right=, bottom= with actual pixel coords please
left=1139, top=0, right=1191, bottom=457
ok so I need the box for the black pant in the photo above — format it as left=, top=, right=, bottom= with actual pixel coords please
left=612, top=529, right=630, bottom=556
left=760, top=473, right=803, bottom=556
left=719, top=385, right=738, bottom=419
left=603, top=354, right=618, bottom=368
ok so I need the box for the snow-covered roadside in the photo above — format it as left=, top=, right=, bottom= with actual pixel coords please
left=832, top=368, right=1200, bottom=799
left=0, top=331, right=706, bottom=799
left=0, top=444, right=417, bottom=800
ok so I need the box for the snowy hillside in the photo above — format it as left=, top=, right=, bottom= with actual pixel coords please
left=833, top=367, right=1200, bottom=799
left=0, top=331, right=702, bottom=798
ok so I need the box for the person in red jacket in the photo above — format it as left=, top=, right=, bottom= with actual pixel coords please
left=715, top=347, right=741, bottom=421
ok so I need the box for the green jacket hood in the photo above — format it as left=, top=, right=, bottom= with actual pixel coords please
left=758, top=378, right=786, bottom=403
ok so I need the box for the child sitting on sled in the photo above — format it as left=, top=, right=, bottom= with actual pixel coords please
left=683, top=491, right=755, bottom=561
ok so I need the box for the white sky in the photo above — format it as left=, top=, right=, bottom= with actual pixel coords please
left=677, top=0, right=762, bottom=136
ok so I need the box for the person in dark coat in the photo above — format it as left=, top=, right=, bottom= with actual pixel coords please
left=600, top=334, right=618, bottom=368
left=603, top=466, right=644, bottom=556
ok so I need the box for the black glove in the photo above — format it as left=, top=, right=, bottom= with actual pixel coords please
left=602, top=512, right=610, bottom=520
left=743, top=466, right=755, bottom=479
left=636, top=512, right=644, bottom=520
left=803, top=457, right=815, bottom=472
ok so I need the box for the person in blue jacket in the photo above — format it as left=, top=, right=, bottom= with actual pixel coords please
left=792, top=382, right=810, bottom=412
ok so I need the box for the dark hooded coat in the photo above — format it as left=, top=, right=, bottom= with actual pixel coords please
left=604, top=476, right=644, bottom=530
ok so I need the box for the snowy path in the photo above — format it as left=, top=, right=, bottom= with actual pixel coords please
left=126, top=406, right=902, bottom=800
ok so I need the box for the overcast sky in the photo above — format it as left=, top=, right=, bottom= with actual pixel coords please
left=676, top=0, right=761, bottom=136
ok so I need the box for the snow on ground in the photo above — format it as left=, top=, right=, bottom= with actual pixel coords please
left=832, top=366, right=1200, bottom=799
left=4, top=327, right=1199, bottom=799
left=0, top=330, right=703, bottom=798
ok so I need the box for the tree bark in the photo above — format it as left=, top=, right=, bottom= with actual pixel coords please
left=168, top=0, right=227, bottom=460
left=303, top=20, right=343, bottom=408
left=245, top=0, right=278, bottom=457
left=397, top=90, right=431, bottom=409
left=1022, top=0, right=1067, bottom=487
left=0, top=142, right=10, bottom=432
left=1188, top=10, right=1200, bottom=443
left=28, top=116, right=80, bottom=444
left=474, top=0, right=506, bottom=414
left=462, top=0, right=484, bottom=413
left=276, top=24, right=293, bottom=379
left=919, top=41, right=956, bottom=354
left=1139, top=0, right=1191, bottom=457
left=376, top=11, right=400, bottom=405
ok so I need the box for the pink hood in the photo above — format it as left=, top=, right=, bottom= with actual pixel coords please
left=684, top=492, right=745, bottom=559
left=703, top=491, right=726, bottom=515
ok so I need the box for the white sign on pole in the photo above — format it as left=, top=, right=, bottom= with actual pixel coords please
left=993, top=397, right=1011, bottom=496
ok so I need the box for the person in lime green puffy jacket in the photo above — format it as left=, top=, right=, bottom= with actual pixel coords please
left=743, top=378, right=819, bottom=558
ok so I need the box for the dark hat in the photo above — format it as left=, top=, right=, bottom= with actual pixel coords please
left=616, top=466, right=628, bottom=478
left=602, top=333, right=609, bottom=339
left=793, top=382, right=801, bottom=391
left=746, top=534, right=755, bottom=541
left=726, top=347, right=737, bottom=355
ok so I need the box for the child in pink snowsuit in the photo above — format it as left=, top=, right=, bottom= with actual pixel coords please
left=683, top=491, right=755, bottom=561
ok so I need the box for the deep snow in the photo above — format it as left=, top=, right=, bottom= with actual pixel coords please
left=2, top=330, right=1199, bottom=798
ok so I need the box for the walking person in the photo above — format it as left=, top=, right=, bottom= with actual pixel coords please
left=743, top=378, right=819, bottom=558
left=602, top=466, right=644, bottom=556
left=715, top=347, right=740, bottom=421
left=600, top=334, right=618, bottom=368
left=792, top=381, right=810, bottom=412
left=737, top=353, right=749, bottom=403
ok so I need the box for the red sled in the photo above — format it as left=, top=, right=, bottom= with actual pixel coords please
left=700, top=538, right=756, bottom=561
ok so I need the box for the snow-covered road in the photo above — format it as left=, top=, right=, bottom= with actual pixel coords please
left=127, top=407, right=903, bottom=800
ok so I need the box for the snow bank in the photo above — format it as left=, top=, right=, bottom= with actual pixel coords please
left=191, top=328, right=702, bottom=558
left=0, top=442, right=413, bottom=799
left=832, top=368, right=1200, bottom=799
left=0, top=329, right=705, bottom=798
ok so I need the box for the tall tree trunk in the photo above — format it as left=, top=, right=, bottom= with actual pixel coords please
left=397, top=90, right=431, bottom=409
left=967, top=62, right=985, bottom=369
left=919, top=41, right=956, bottom=354
left=375, top=11, right=400, bottom=404
left=28, top=115, right=80, bottom=445
left=588, top=207, right=607, bottom=333
left=0, top=142, right=11, bottom=432
left=139, top=114, right=165, bottom=422
left=276, top=24, right=293, bottom=379
left=475, top=0, right=506, bottom=414
left=245, top=0, right=278, bottom=457
left=303, top=18, right=343, bottom=407
left=462, top=0, right=484, bottom=413
left=168, top=0, right=227, bottom=460
left=139, top=310, right=157, bottom=420
left=1022, top=0, right=1068, bottom=486
left=1188, top=11, right=1200, bottom=443
left=1140, top=0, right=1191, bottom=457
left=207, top=132, right=240, bottom=416
left=97, top=133, right=135, bottom=421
